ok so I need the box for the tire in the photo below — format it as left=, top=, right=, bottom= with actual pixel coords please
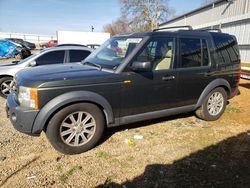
left=195, top=87, right=227, bottom=121
left=45, top=103, right=105, bottom=155
left=0, top=76, right=14, bottom=98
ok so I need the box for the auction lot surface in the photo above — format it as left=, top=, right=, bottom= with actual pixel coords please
left=0, top=79, right=249, bottom=187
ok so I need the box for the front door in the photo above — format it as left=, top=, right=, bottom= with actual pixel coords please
left=120, top=36, right=178, bottom=117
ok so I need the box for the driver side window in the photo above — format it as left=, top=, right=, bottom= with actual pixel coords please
left=135, top=37, right=174, bottom=71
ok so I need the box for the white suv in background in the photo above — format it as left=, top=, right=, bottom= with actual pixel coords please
left=0, top=46, right=92, bottom=98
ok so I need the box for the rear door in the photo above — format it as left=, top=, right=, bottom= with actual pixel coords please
left=176, top=37, right=215, bottom=107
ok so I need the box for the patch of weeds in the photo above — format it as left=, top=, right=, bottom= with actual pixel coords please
left=58, top=165, right=82, bottom=183
left=126, top=156, right=135, bottom=161
left=56, top=165, right=62, bottom=172
left=96, top=150, right=110, bottom=158
left=104, top=174, right=117, bottom=185
left=225, top=106, right=241, bottom=113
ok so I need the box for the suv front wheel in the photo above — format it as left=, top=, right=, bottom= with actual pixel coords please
left=46, top=103, right=105, bottom=154
left=195, top=87, right=227, bottom=121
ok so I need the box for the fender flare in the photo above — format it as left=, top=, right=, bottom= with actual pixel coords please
left=195, top=78, right=231, bottom=109
left=32, top=91, right=114, bottom=134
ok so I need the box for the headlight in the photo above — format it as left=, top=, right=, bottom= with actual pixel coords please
left=18, top=86, right=38, bottom=109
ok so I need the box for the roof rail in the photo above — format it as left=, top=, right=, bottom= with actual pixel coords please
left=153, top=25, right=193, bottom=32
left=198, top=28, right=222, bottom=33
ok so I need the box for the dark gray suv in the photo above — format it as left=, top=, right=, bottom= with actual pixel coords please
left=6, top=27, right=241, bottom=154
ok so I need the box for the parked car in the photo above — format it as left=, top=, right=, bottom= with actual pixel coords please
left=7, top=38, right=36, bottom=50
left=6, top=27, right=241, bottom=154
left=0, top=39, right=31, bottom=59
left=0, top=46, right=92, bottom=97
left=56, top=44, right=87, bottom=47
left=41, top=40, right=58, bottom=48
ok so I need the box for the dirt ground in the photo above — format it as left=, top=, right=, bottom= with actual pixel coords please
left=0, top=79, right=249, bottom=188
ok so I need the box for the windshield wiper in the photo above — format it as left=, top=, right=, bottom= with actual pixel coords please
left=81, top=60, right=102, bottom=70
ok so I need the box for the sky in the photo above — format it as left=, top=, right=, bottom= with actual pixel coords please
left=0, top=0, right=205, bottom=35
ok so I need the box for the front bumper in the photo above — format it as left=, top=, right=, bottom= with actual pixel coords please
left=6, top=92, right=40, bottom=136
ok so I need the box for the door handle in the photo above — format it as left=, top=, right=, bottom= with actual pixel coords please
left=162, top=75, right=175, bottom=81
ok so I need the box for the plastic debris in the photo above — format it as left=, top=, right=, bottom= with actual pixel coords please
left=124, top=138, right=135, bottom=146
left=211, top=164, right=217, bottom=168
left=133, top=135, right=144, bottom=140
left=27, top=175, right=36, bottom=180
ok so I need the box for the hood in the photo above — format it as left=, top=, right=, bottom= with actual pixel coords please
left=15, top=63, right=115, bottom=88
left=0, top=61, right=19, bottom=67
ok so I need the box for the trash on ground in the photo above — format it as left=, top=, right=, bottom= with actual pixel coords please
left=27, top=175, right=36, bottom=180
left=133, top=135, right=144, bottom=140
left=124, top=138, right=135, bottom=146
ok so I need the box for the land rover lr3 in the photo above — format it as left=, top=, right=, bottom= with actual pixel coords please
left=7, top=27, right=241, bottom=154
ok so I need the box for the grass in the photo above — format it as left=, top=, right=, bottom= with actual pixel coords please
left=58, top=165, right=82, bottom=183
left=96, top=150, right=110, bottom=158
left=225, top=106, right=241, bottom=113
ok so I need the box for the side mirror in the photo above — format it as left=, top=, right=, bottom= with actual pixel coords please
left=131, top=61, right=151, bottom=72
left=29, top=61, right=37, bottom=67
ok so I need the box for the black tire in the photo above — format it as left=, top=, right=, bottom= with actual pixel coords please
left=45, top=103, right=105, bottom=155
left=0, top=76, right=13, bottom=98
left=195, top=87, right=227, bottom=121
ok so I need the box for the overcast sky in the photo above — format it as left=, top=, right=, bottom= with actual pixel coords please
left=0, top=0, right=205, bottom=35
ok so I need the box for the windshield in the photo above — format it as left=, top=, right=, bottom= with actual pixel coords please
left=83, top=37, right=143, bottom=70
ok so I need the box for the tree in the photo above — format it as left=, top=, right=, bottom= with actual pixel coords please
left=120, top=0, right=174, bottom=31
left=103, top=0, right=174, bottom=35
left=103, top=16, right=132, bottom=36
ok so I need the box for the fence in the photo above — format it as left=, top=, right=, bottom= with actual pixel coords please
left=0, top=32, right=57, bottom=44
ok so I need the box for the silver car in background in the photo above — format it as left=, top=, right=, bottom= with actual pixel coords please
left=0, top=46, right=93, bottom=98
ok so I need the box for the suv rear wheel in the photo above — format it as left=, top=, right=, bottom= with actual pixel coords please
left=196, top=87, right=227, bottom=121
left=46, top=103, right=105, bottom=154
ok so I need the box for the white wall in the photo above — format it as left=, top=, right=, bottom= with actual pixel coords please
left=57, top=31, right=110, bottom=45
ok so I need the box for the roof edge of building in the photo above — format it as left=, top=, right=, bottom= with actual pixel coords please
left=159, top=0, right=227, bottom=26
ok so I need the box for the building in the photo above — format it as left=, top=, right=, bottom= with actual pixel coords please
left=159, top=0, right=250, bottom=63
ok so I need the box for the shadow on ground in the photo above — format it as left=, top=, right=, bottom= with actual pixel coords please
left=239, top=82, right=250, bottom=89
left=101, top=112, right=194, bottom=144
left=97, top=131, right=250, bottom=188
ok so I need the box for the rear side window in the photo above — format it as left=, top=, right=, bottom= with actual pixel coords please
left=69, top=50, right=91, bottom=63
left=36, top=50, right=65, bottom=65
left=180, top=38, right=201, bottom=68
left=212, top=34, right=239, bottom=64
left=180, top=38, right=210, bottom=68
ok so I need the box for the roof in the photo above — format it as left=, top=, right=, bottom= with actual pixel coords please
left=44, top=45, right=93, bottom=52
left=159, top=0, right=227, bottom=26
